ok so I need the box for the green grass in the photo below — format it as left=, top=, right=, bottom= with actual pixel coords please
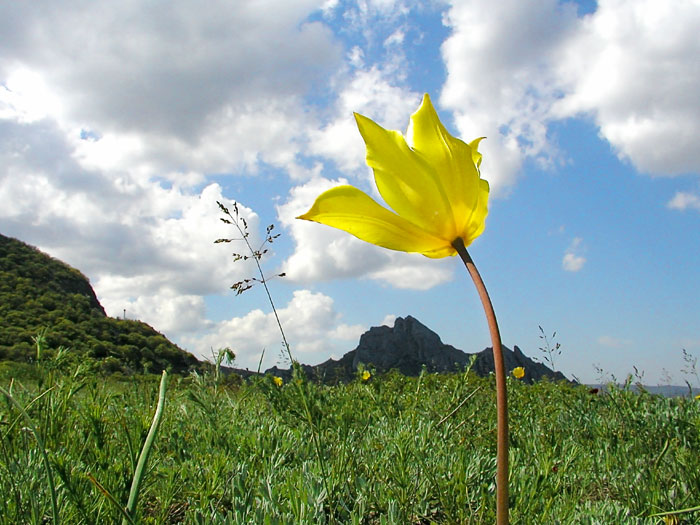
left=1, top=360, right=699, bottom=524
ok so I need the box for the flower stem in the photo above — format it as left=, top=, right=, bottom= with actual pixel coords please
left=452, top=238, right=509, bottom=525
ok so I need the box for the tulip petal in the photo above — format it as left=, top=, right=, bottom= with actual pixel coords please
left=407, top=95, right=485, bottom=229
left=468, top=137, right=485, bottom=170
left=462, top=178, right=489, bottom=245
left=354, top=112, right=455, bottom=239
left=297, top=185, right=453, bottom=257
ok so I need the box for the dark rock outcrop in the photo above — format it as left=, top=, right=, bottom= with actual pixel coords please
left=265, top=315, right=569, bottom=384
left=351, top=315, right=471, bottom=375
left=471, top=343, right=568, bottom=383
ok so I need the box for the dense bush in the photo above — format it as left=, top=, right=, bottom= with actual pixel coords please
left=0, top=234, right=201, bottom=374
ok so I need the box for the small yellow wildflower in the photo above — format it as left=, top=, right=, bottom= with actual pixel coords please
left=361, top=370, right=371, bottom=381
left=695, top=393, right=700, bottom=400
left=273, top=376, right=283, bottom=387
left=512, top=367, right=525, bottom=379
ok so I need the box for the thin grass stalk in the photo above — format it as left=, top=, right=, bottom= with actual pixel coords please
left=122, top=371, right=168, bottom=525
left=0, top=385, right=60, bottom=525
left=221, top=203, right=335, bottom=513
left=649, top=504, right=700, bottom=520
left=87, top=474, right=136, bottom=525
left=257, top=280, right=335, bottom=515
left=231, top=207, right=294, bottom=366
left=452, top=237, right=509, bottom=525
left=294, top=370, right=333, bottom=505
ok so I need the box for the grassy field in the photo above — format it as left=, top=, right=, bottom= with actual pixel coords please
left=1, top=357, right=699, bottom=524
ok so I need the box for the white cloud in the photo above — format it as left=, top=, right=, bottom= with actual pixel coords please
left=115, top=293, right=210, bottom=335
left=0, top=1, right=347, bottom=347
left=440, top=0, right=700, bottom=188
left=68, top=97, right=313, bottom=182
left=553, top=0, right=700, bottom=175
left=182, top=289, right=366, bottom=368
left=668, top=191, right=700, bottom=212
left=597, top=335, right=632, bottom=348
left=562, top=237, right=586, bottom=272
left=384, top=29, right=406, bottom=47
left=380, top=314, right=397, bottom=327
left=440, top=0, right=578, bottom=190
left=329, top=323, right=366, bottom=340
left=0, top=69, right=65, bottom=123
left=308, top=66, right=421, bottom=174
left=562, top=253, right=586, bottom=272
left=0, top=1, right=343, bottom=181
left=0, top=2, right=339, bottom=138
left=368, top=260, right=453, bottom=290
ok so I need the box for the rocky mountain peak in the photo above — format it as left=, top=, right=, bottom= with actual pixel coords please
left=352, top=315, right=471, bottom=376
left=266, top=316, right=569, bottom=384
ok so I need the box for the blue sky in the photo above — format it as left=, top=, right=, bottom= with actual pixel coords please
left=1, top=0, right=699, bottom=384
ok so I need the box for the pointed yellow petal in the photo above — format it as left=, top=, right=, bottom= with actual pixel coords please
left=407, top=94, right=489, bottom=245
left=468, top=137, right=485, bottom=170
left=408, top=94, right=480, bottom=209
left=297, top=185, right=453, bottom=256
left=460, top=178, right=489, bottom=246
left=354, top=112, right=455, bottom=239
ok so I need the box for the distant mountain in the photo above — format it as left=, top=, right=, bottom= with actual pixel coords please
left=265, top=315, right=569, bottom=384
left=587, top=384, right=700, bottom=398
left=0, top=233, right=201, bottom=374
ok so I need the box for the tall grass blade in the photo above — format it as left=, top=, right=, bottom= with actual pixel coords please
left=122, top=370, right=168, bottom=525
left=0, top=385, right=60, bottom=525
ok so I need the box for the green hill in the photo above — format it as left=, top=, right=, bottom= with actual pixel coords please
left=0, top=233, right=202, bottom=374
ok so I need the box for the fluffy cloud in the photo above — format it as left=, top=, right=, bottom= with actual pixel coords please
left=307, top=65, right=422, bottom=174
left=441, top=0, right=700, bottom=187
left=440, top=0, right=578, bottom=190
left=0, top=2, right=339, bottom=137
left=182, top=289, right=366, bottom=368
left=553, top=0, right=700, bottom=175
left=0, top=1, right=347, bottom=346
left=0, top=1, right=344, bottom=184
left=668, top=191, right=700, bottom=212
left=110, top=292, right=210, bottom=335
left=562, top=253, right=585, bottom=273
left=562, top=237, right=586, bottom=272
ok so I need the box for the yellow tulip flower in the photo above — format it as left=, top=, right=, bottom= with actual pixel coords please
left=512, top=367, right=525, bottom=379
left=298, top=94, right=510, bottom=525
left=297, top=94, right=489, bottom=258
